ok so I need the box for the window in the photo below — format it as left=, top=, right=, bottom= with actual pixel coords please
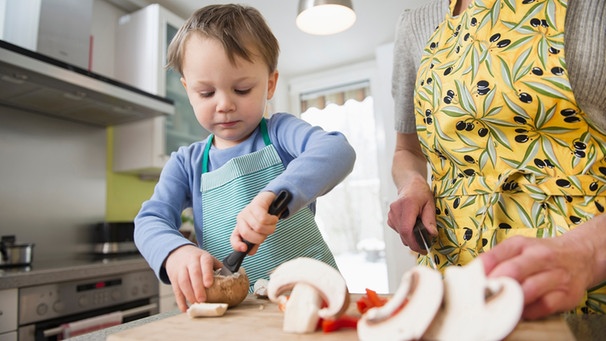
left=297, top=77, right=388, bottom=293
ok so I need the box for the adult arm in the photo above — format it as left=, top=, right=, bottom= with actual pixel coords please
left=387, top=3, right=445, bottom=252
left=480, top=214, right=606, bottom=319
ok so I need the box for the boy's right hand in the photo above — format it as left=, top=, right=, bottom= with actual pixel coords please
left=164, top=244, right=223, bottom=312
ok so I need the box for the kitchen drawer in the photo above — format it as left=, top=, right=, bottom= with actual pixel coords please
left=0, top=289, right=17, bottom=334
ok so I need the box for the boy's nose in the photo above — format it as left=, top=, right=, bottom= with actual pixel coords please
left=216, top=93, right=236, bottom=113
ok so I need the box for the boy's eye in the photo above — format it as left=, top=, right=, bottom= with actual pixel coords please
left=235, top=88, right=251, bottom=95
left=200, top=91, right=214, bottom=98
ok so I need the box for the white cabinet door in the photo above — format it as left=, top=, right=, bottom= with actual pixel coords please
left=0, top=289, right=17, bottom=335
left=113, top=4, right=208, bottom=175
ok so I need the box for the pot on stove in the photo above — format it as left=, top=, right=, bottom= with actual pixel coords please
left=0, top=235, right=35, bottom=267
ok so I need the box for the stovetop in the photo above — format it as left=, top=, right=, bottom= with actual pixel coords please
left=0, top=253, right=142, bottom=274
left=0, top=253, right=152, bottom=290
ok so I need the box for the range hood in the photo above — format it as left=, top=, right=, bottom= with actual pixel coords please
left=0, top=40, right=174, bottom=126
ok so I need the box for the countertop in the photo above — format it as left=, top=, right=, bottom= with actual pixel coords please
left=68, top=295, right=606, bottom=341
left=0, top=254, right=150, bottom=290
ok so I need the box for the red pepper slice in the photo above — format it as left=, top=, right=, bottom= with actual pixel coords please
left=321, top=314, right=359, bottom=333
left=356, top=297, right=370, bottom=314
left=365, top=288, right=388, bottom=307
left=356, top=288, right=388, bottom=314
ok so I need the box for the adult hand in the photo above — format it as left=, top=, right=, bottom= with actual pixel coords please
left=389, top=132, right=437, bottom=253
left=164, top=244, right=222, bottom=312
left=231, top=191, right=280, bottom=255
left=479, top=229, right=598, bottom=320
left=387, top=175, right=436, bottom=253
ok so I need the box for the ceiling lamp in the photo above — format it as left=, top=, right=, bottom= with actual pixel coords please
left=296, top=0, right=356, bottom=35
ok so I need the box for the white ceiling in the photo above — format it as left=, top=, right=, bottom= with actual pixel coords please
left=147, top=0, right=425, bottom=79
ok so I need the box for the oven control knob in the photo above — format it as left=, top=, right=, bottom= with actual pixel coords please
left=36, top=303, right=48, bottom=316
left=78, top=295, right=89, bottom=307
left=53, top=301, right=65, bottom=313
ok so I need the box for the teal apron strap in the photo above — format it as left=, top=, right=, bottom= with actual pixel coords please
left=202, top=118, right=270, bottom=174
left=202, top=134, right=214, bottom=174
left=260, top=117, right=271, bottom=146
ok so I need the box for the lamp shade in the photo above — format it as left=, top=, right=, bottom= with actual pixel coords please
left=296, top=0, right=356, bottom=35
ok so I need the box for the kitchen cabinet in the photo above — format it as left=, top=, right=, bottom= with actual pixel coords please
left=0, top=288, right=17, bottom=341
left=1, top=0, right=92, bottom=70
left=113, top=4, right=209, bottom=176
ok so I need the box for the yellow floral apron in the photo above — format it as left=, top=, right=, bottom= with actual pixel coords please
left=414, top=0, right=606, bottom=314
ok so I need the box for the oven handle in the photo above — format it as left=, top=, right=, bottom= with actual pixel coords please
left=42, top=302, right=159, bottom=338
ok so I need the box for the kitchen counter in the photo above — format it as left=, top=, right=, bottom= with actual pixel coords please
left=0, top=254, right=150, bottom=289
left=67, top=295, right=605, bottom=341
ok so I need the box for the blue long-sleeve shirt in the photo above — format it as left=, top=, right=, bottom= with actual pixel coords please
left=134, top=113, right=356, bottom=282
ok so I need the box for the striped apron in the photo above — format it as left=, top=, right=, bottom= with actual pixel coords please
left=200, top=118, right=337, bottom=289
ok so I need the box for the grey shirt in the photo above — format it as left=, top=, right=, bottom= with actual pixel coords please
left=393, top=0, right=606, bottom=133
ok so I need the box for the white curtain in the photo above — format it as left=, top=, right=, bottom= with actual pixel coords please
left=299, top=81, right=371, bottom=112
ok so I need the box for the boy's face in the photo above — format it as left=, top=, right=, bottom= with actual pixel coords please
left=180, top=33, right=278, bottom=149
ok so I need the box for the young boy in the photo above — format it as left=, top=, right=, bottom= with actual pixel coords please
left=134, top=4, right=356, bottom=312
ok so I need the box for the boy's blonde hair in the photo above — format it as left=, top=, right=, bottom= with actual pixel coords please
left=166, top=4, right=280, bottom=75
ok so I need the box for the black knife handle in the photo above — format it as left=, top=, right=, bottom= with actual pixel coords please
left=413, top=218, right=434, bottom=250
left=222, top=190, right=292, bottom=273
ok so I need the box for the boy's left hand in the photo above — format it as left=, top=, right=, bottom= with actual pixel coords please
left=231, top=191, right=280, bottom=254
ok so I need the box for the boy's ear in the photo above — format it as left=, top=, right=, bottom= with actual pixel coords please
left=180, top=77, right=187, bottom=90
left=267, top=70, right=279, bottom=99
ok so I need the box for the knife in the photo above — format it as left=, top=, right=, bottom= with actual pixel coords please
left=413, top=218, right=438, bottom=270
left=219, top=190, right=292, bottom=275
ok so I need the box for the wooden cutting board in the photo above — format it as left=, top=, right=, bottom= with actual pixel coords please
left=107, top=295, right=575, bottom=341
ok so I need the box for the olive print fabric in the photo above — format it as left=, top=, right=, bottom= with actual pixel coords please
left=414, top=0, right=606, bottom=314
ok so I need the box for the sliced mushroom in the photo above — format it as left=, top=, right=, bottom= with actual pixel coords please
left=253, top=278, right=270, bottom=298
left=282, top=282, right=323, bottom=333
left=479, top=277, right=524, bottom=340
left=268, top=257, right=349, bottom=318
left=423, top=259, right=523, bottom=341
left=357, top=265, right=443, bottom=341
left=267, top=257, right=349, bottom=333
left=187, top=302, right=228, bottom=318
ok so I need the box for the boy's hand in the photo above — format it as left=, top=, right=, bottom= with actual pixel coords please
left=164, top=244, right=223, bottom=312
left=231, top=191, right=280, bottom=255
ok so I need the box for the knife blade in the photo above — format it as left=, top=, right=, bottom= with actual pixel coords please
left=413, top=218, right=438, bottom=270
left=219, top=190, right=292, bottom=275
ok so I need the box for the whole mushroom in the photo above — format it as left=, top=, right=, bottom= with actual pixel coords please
left=205, top=267, right=250, bottom=308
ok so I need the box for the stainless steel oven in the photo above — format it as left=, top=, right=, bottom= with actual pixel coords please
left=17, top=269, right=159, bottom=340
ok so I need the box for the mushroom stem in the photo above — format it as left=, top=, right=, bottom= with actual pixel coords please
left=282, top=282, right=323, bottom=333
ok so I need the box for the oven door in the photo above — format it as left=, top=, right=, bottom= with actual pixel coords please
left=18, top=297, right=158, bottom=341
